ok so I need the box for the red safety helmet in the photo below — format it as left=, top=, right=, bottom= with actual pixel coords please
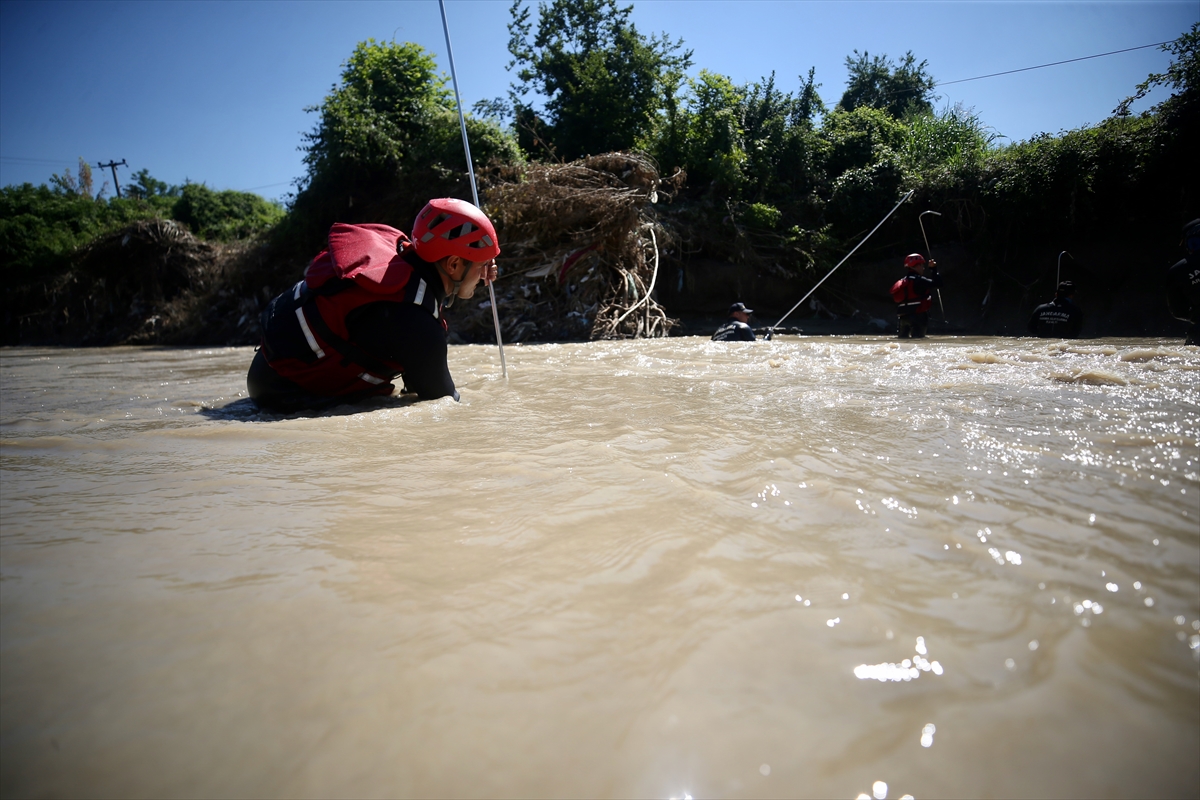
left=411, top=198, right=501, bottom=263
left=904, top=253, right=926, bottom=269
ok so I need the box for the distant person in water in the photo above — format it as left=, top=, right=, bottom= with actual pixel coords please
left=890, top=254, right=941, bottom=339
left=1027, top=281, right=1083, bottom=339
left=1167, top=219, right=1200, bottom=345
left=247, top=198, right=499, bottom=411
left=712, top=302, right=756, bottom=341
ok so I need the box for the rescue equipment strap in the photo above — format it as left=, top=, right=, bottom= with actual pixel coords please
left=301, top=299, right=397, bottom=379
left=295, top=307, right=326, bottom=359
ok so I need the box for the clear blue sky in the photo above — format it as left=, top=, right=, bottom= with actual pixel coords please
left=1, top=0, right=1195, bottom=202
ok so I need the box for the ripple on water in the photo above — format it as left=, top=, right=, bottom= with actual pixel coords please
left=1119, top=347, right=1192, bottom=362
left=1051, top=369, right=1130, bottom=386
left=0, top=338, right=1197, bottom=799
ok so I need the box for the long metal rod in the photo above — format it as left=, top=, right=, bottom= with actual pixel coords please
left=439, top=0, right=506, bottom=378
left=770, top=190, right=914, bottom=334
left=1057, top=250, right=1072, bottom=286
left=920, top=210, right=946, bottom=323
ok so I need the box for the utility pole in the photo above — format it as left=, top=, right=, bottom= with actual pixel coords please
left=96, top=159, right=127, bottom=198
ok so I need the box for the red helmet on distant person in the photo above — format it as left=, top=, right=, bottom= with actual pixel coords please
left=411, top=198, right=500, bottom=263
left=904, top=253, right=926, bottom=269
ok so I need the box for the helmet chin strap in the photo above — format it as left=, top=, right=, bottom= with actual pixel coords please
left=438, top=258, right=467, bottom=307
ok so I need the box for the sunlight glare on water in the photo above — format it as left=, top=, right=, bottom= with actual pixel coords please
left=1, top=337, right=1197, bottom=798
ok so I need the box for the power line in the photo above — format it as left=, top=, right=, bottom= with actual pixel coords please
left=0, top=159, right=293, bottom=195
left=0, top=156, right=79, bottom=166
left=1, top=39, right=1179, bottom=184
left=237, top=181, right=293, bottom=192
left=935, top=41, right=1171, bottom=89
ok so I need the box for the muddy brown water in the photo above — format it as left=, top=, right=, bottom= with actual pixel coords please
left=1, top=338, right=1197, bottom=799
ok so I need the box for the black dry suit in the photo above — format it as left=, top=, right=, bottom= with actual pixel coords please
left=1167, top=252, right=1200, bottom=344
left=1028, top=296, right=1083, bottom=339
left=712, top=319, right=756, bottom=341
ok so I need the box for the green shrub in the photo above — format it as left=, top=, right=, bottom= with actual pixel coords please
left=171, top=183, right=284, bottom=241
left=507, top=0, right=691, bottom=161
left=741, top=202, right=782, bottom=230
left=820, top=106, right=905, bottom=179
left=902, top=104, right=996, bottom=176
left=826, top=148, right=909, bottom=229
left=281, top=39, right=521, bottom=258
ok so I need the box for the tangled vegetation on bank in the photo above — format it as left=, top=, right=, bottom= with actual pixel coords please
left=2, top=8, right=1196, bottom=345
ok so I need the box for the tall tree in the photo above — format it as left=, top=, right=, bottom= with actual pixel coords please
left=285, top=39, right=519, bottom=255
left=49, top=158, right=100, bottom=199
left=646, top=69, right=826, bottom=202
left=1115, top=21, right=1198, bottom=126
left=507, top=0, right=691, bottom=160
left=300, top=40, right=453, bottom=185
left=123, top=169, right=179, bottom=201
left=794, top=67, right=826, bottom=127
left=836, top=50, right=936, bottom=119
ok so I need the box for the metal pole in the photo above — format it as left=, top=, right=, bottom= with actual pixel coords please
left=1057, top=250, right=1072, bottom=286
left=769, top=190, right=914, bottom=336
left=920, top=210, right=945, bottom=323
left=97, top=159, right=127, bottom=198
left=439, top=0, right=506, bottom=378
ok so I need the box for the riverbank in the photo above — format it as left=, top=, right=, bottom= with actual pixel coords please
left=4, top=215, right=1192, bottom=347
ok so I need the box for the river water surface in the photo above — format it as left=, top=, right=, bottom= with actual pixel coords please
left=1, top=337, right=1198, bottom=799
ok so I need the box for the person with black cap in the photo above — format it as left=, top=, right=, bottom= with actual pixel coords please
left=1166, top=219, right=1200, bottom=345
left=1027, top=281, right=1084, bottom=339
left=712, top=302, right=756, bottom=341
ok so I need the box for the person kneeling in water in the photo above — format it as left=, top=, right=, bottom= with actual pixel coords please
left=247, top=198, right=499, bottom=411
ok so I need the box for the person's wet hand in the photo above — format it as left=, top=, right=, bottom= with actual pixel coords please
left=481, top=259, right=498, bottom=286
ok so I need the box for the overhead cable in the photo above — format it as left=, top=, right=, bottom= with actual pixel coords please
left=935, top=41, right=1171, bottom=88
left=0, top=156, right=80, bottom=166
left=237, top=181, right=293, bottom=192
left=877, top=39, right=1173, bottom=101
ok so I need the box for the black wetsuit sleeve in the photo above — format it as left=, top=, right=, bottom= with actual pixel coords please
left=346, top=303, right=459, bottom=401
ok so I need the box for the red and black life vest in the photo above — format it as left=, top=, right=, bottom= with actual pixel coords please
left=890, top=273, right=933, bottom=315
left=259, top=223, right=445, bottom=398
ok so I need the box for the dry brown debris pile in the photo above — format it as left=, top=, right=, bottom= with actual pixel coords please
left=446, top=152, right=680, bottom=342
left=12, top=153, right=685, bottom=348
left=30, top=218, right=264, bottom=346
